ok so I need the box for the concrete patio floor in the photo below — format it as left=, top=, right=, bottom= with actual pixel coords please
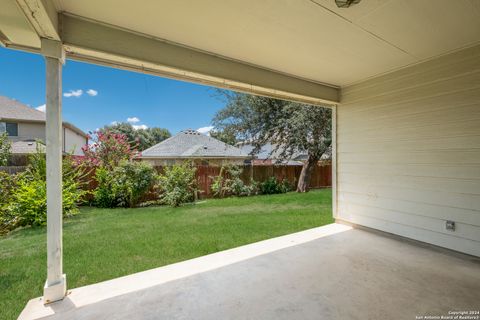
left=19, top=223, right=480, bottom=320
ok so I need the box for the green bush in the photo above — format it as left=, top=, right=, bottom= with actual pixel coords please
left=158, top=162, right=197, bottom=207
left=0, top=172, right=18, bottom=234
left=210, top=166, right=226, bottom=198
left=7, top=175, right=47, bottom=227
left=112, top=161, right=157, bottom=207
left=0, top=171, right=16, bottom=208
left=260, top=177, right=292, bottom=195
left=1, top=150, right=87, bottom=234
left=211, top=165, right=258, bottom=198
left=94, top=161, right=157, bottom=208
left=0, top=132, right=11, bottom=166
left=93, top=167, right=118, bottom=208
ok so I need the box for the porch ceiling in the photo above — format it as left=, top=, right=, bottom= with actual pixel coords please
left=54, top=0, right=480, bottom=86
left=2, top=0, right=480, bottom=102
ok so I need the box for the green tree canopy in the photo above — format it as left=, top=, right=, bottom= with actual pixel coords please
left=209, top=129, right=238, bottom=146
left=212, top=92, right=331, bottom=192
left=99, top=122, right=171, bottom=151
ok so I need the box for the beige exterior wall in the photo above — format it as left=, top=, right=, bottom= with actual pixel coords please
left=64, top=127, right=86, bottom=156
left=8, top=121, right=86, bottom=156
left=337, top=45, right=480, bottom=257
left=17, top=122, right=46, bottom=141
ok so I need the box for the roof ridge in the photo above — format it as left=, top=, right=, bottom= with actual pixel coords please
left=0, top=96, right=87, bottom=137
left=141, top=128, right=248, bottom=158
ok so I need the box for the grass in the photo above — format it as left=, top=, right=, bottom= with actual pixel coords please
left=0, top=189, right=332, bottom=319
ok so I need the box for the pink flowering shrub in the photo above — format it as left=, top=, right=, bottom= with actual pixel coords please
left=80, top=130, right=139, bottom=169
left=78, top=130, right=157, bottom=208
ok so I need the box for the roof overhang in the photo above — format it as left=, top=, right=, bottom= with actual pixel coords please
left=62, top=121, right=88, bottom=138
left=60, top=14, right=339, bottom=105
left=1, top=1, right=339, bottom=105
left=1, top=0, right=479, bottom=103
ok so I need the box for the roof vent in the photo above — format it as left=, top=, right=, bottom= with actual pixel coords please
left=181, top=129, right=201, bottom=135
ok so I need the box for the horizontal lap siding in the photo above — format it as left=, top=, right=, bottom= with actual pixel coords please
left=337, top=45, right=480, bottom=256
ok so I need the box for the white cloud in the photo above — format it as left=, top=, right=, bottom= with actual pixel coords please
left=133, top=124, right=148, bottom=130
left=110, top=121, right=118, bottom=125
left=64, top=89, right=83, bottom=98
left=36, top=104, right=46, bottom=112
left=127, top=117, right=140, bottom=124
left=197, top=126, right=214, bottom=134
left=86, top=89, right=98, bottom=96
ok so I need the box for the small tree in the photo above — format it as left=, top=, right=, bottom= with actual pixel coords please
left=0, top=133, right=11, bottom=166
left=81, top=130, right=138, bottom=169
left=213, top=92, right=331, bottom=192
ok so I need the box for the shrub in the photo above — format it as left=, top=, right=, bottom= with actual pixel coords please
left=93, top=167, right=118, bottom=208
left=7, top=174, right=48, bottom=227
left=158, top=162, right=197, bottom=207
left=0, top=172, right=18, bottom=234
left=0, top=132, right=11, bottom=166
left=2, top=149, right=87, bottom=234
left=94, top=161, right=157, bottom=208
left=211, top=165, right=258, bottom=197
left=210, top=166, right=226, bottom=198
left=0, top=171, right=16, bottom=208
left=260, top=177, right=292, bottom=195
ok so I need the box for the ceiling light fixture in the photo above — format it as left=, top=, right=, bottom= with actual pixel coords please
left=335, top=0, right=361, bottom=8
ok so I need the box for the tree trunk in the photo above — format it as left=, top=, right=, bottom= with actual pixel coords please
left=296, top=155, right=318, bottom=192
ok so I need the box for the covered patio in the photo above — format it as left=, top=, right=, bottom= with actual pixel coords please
left=1, top=0, right=479, bottom=318
left=19, top=224, right=480, bottom=319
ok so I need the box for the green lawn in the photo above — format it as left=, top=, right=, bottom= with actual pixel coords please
left=0, top=189, right=332, bottom=319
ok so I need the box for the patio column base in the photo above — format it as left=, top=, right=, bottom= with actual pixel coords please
left=43, top=274, right=66, bottom=304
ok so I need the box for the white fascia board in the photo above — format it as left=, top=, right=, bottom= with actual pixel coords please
left=15, top=0, right=60, bottom=41
left=60, top=14, right=339, bottom=105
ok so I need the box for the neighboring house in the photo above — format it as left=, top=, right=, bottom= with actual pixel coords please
left=140, top=129, right=249, bottom=166
left=236, top=141, right=331, bottom=166
left=0, top=96, right=88, bottom=163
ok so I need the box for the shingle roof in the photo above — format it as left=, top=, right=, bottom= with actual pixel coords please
left=0, top=96, right=46, bottom=121
left=0, top=96, right=87, bottom=138
left=237, top=142, right=332, bottom=161
left=141, top=129, right=249, bottom=159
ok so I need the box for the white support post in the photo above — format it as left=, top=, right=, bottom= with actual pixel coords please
left=331, top=105, right=338, bottom=219
left=41, top=38, right=66, bottom=304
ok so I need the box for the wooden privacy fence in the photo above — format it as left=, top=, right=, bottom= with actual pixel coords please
left=0, top=166, right=28, bottom=174
left=2, top=164, right=331, bottom=199
left=77, top=164, right=332, bottom=200
left=173, top=164, right=332, bottom=198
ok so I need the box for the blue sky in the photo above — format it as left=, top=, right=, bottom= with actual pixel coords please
left=0, top=46, right=228, bottom=135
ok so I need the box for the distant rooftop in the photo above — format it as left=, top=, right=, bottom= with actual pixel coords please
left=0, top=96, right=46, bottom=122
left=141, top=129, right=249, bottom=159
left=0, top=96, right=87, bottom=138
